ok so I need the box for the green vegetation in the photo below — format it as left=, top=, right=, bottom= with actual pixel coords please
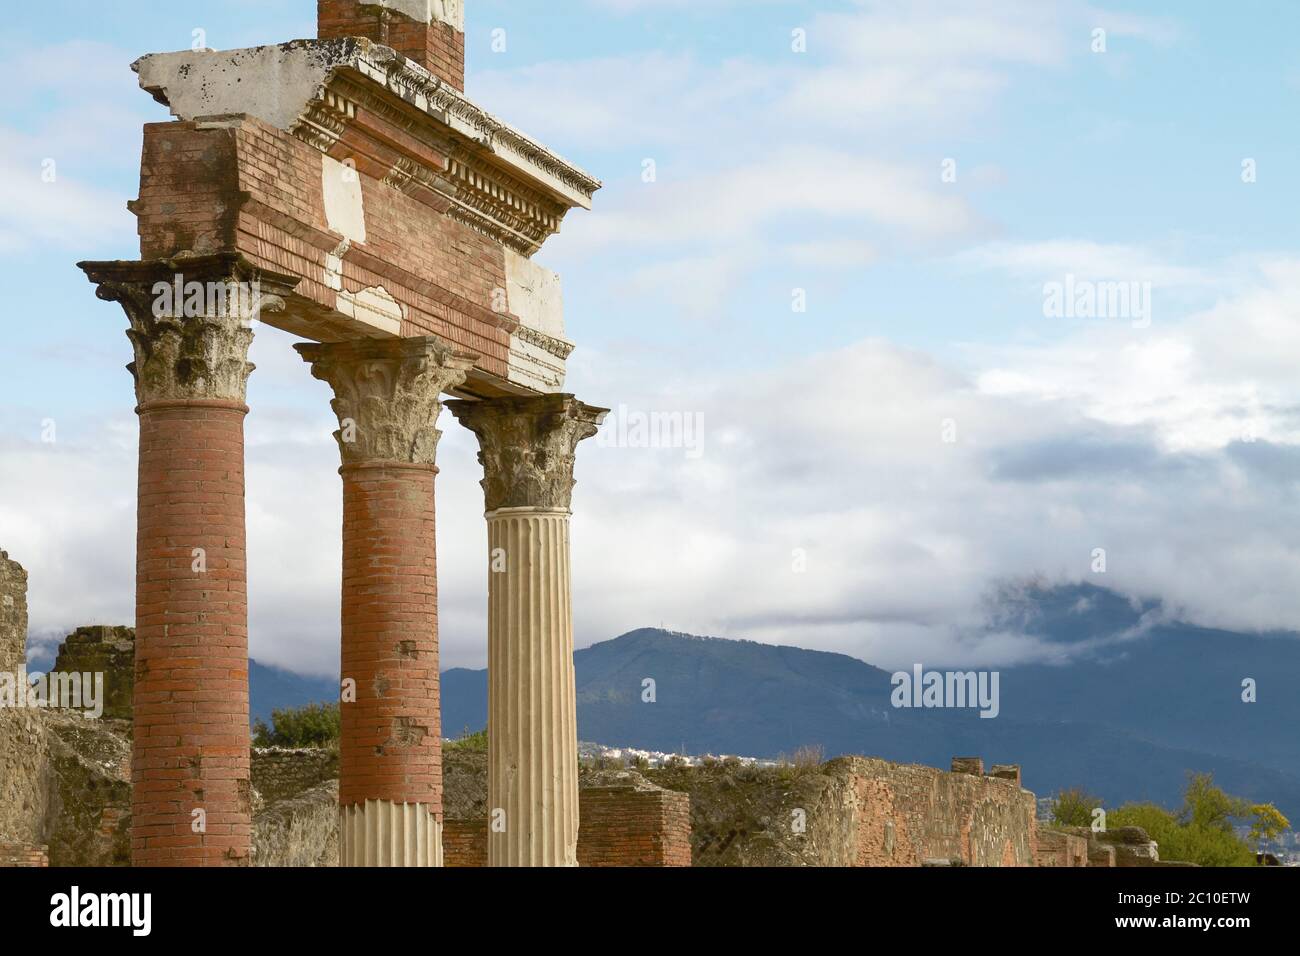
left=1051, top=773, right=1291, bottom=867
left=252, top=702, right=339, bottom=749
left=776, top=744, right=825, bottom=782
left=445, top=727, right=488, bottom=752
left=1049, top=786, right=1105, bottom=828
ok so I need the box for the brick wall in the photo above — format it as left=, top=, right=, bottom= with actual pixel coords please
left=444, top=776, right=692, bottom=867
left=848, top=757, right=1038, bottom=867
left=578, top=784, right=692, bottom=867
left=318, top=0, right=465, bottom=90
left=1036, top=828, right=1089, bottom=867
left=443, top=818, right=487, bottom=867
left=0, top=844, right=48, bottom=867
left=131, top=117, right=511, bottom=378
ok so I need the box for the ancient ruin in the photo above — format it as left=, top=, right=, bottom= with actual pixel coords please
left=75, top=0, right=606, bottom=866
left=0, top=568, right=1182, bottom=868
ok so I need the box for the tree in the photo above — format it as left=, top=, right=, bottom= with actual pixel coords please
left=252, top=702, right=340, bottom=749
left=1107, top=772, right=1285, bottom=867
left=1050, top=787, right=1104, bottom=828
left=1247, top=803, right=1289, bottom=851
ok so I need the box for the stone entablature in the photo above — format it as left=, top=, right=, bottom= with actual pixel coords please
left=129, top=37, right=598, bottom=398
left=135, top=39, right=596, bottom=208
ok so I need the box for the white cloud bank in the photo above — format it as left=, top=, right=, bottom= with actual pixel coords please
left=5, top=260, right=1300, bottom=675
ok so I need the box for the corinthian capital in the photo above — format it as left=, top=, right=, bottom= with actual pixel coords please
left=296, top=335, right=478, bottom=467
left=447, top=394, right=609, bottom=512
left=78, top=255, right=297, bottom=406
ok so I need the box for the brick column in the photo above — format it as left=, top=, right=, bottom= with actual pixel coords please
left=79, top=255, right=294, bottom=866
left=447, top=395, right=607, bottom=867
left=297, top=336, right=475, bottom=866
left=318, top=0, right=466, bottom=90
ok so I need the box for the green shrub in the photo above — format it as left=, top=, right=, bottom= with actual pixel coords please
left=252, top=702, right=340, bottom=749
left=446, top=727, right=488, bottom=752
left=1049, top=787, right=1104, bottom=828
left=1106, top=773, right=1289, bottom=867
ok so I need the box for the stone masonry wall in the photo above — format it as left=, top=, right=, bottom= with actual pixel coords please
left=648, top=754, right=1038, bottom=867
left=0, top=549, right=27, bottom=674
left=252, top=748, right=340, bottom=804
left=0, top=550, right=51, bottom=851
left=51, top=626, right=135, bottom=721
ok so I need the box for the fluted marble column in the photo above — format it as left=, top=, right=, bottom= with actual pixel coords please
left=79, top=255, right=294, bottom=866
left=448, top=394, right=607, bottom=867
left=297, top=335, right=476, bottom=867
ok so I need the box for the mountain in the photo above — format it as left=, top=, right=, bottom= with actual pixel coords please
left=95, top=581, right=1295, bottom=818
left=438, top=585, right=1300, bottom=819
left=249, top=660, right=337, bottom=725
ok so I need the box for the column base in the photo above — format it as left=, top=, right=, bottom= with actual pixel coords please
left=340, top=800, right=443, bottom=867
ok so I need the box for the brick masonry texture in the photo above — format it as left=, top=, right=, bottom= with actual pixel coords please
left=131, top=116, right=511, bottom=378
left=0, top=844, right=48, bottom=867
left=849, top=757, right=1036, bottom=866
left=442, top=818, right=487, bottom=867
left=338, top=464, right=441, bottom=813
left=133, top=402, right=252, bottom=866
left=443, top=775, right=691, bottom=868
left=318, top=0, right=465, bottom=90
left=578, top=784, right=692, bottom=867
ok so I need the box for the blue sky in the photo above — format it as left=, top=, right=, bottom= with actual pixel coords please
left=3, top=1, right=1300, bottom=676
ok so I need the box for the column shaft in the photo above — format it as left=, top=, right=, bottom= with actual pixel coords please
left=296, top=334, right=475, bottom=867
left=487, top=509, right=578, bottom=867
left=79, top=254, right=296, bottom=867
left=448, top=393, right=607, bottom=867
left=134, top=399, right=251, bottom=866
left=338, top=462, right=442, bottom=866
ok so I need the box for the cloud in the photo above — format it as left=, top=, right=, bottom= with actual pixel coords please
left=8, top=263, right=1300, bottom=677
left=0, top=39, right=147, bottom=250
left=968, top=256, right=1300, bottom=452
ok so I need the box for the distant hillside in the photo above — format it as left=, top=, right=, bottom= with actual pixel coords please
left=187, top=582, right=1300, bottom=818
left=249, top=660, right=336, bottom=725
left=440, top=585, right=1300, bottom=818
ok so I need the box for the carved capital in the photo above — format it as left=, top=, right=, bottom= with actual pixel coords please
left=447, top=394, right=609, bottom=512
left=295, top=335, right=478, bottom=467
left=78, top=255, right=298, bottom=406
